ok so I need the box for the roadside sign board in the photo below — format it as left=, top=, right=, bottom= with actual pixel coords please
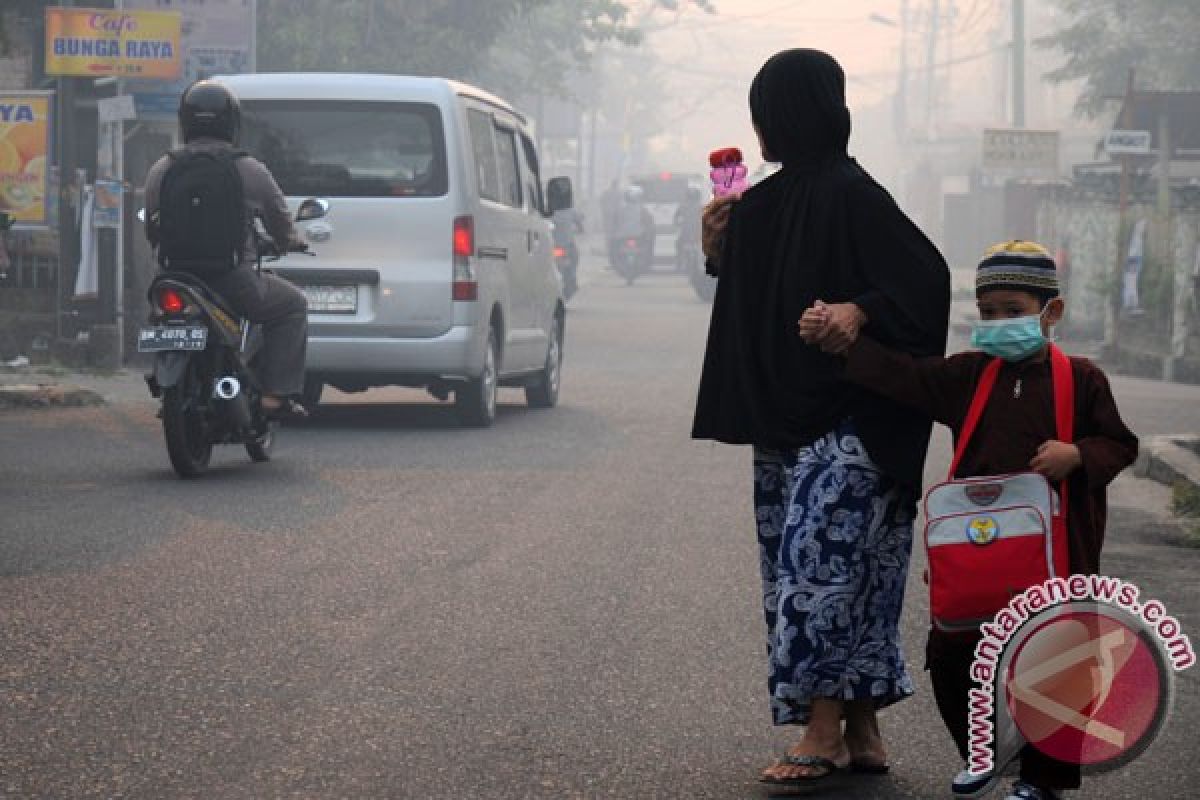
left=44, top=7, right=182, bottom=79
left=1105, top=129, right=1153, bottom=156
left=982, top=128, right=1060, bottom=173
left=98, top=94, right=137, bottom=124
left=125, top=0, right=257, bottom=120
left=0, top=91, right=52, bottom=227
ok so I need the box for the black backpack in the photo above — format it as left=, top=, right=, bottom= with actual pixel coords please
left=156, top=147, right=248, bottom=274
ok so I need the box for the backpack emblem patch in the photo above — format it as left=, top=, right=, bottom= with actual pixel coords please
left=965, top=482, right=1003, bottom=506
left=966, top=516, right=998, bottom=545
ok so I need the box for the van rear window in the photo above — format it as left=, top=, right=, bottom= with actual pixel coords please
left=240, top=100, right=447, bottom=198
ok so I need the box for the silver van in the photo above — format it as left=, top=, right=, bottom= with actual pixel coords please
left=219, top=73, right=569, bottom=426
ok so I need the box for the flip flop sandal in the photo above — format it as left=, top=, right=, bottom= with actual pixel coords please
left=759, top=754, right=848, bottom=785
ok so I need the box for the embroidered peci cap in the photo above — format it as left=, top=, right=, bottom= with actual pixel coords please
left=976, top=240, right=1059, bottom=300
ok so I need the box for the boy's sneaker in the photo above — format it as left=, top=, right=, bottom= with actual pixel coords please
left=1003, top=781, right=1061, bottom=800
left=952, top=765, right=1000, bottom=798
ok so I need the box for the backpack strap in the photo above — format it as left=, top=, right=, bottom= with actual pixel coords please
left=947, top=357, right=1003, bottom=479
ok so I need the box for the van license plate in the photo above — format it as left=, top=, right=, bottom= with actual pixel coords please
left=138, top=326, right=207, bottom=352
left=303, top=285, right=357, bottom=313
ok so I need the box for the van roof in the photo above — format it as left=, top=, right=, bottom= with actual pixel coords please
left=216, top=73, right=525, bottom=124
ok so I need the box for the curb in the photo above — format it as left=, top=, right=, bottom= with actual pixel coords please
left=1134, top=434, right=1200, bottom=492
left=0, top=383, right=106, bottom=410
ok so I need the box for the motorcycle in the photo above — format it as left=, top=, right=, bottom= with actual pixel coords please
left=550, top=211, right=581, bottom=301
left=553, top=240, right=579, bottom=300
left=611, top=236, right=649, bottom=286
left=139, top=237, right=309, bottom=478
left=680, top=241, right=715, bottom=302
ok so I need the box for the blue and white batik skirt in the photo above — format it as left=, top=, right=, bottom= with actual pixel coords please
left=752, top=419, right=917, bottom=725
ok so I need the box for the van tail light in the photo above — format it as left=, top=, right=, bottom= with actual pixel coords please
left=156, top=286, right=187, bottom=315
left=452, top=215, right=477, bottom=302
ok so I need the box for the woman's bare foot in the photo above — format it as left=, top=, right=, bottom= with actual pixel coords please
left=844, top=702, right=889, bottom=770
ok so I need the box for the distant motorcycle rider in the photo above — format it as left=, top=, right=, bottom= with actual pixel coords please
left=143, top=80, right=309, bottom=416
left=608, top=185, right=655, bottom=267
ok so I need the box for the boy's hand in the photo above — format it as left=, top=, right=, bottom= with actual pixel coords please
left=1030, top=440, right=1082, bottom=482
left=797, top=300, right=865, bottom=354
left=797, top=301, right=831, bottom=344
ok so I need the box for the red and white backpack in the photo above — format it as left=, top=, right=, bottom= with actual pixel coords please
left=923, top=345, right=1074, bottom=633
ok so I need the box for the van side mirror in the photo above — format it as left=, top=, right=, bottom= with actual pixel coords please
left=296, top=197, right=329, bottom=221
left=546, top=177, right=573, bottom=213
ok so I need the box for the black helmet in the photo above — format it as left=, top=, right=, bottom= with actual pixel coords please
left=178, top=80, right=240, bottom=144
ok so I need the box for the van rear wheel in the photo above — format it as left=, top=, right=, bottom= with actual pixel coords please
left=457, top=330, right=498, bottom=427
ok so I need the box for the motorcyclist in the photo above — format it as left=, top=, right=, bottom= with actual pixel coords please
left=673, top=187, right=703, bottom=266
left=608, top=185, right=655, bottom=267
left=142, top=80, right=309, bottom=417
left=548, top=180, right=583, bottom=298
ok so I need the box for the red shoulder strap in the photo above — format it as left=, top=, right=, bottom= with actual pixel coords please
left=948, top=358, right=1003, bottom=479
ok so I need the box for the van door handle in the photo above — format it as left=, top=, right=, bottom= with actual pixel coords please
left=478, top=247, right=508, bottom=261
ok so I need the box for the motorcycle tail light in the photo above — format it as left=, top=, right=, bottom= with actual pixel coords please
left=553, top=246, right=566, bottom=259
left=157, top=287, right=187, bottom=315
left=626, top=238, right=638, bottom=247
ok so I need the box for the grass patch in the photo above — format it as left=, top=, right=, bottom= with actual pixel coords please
left=1172, top=480, right=1200, bottom=517
left=1170, top=480, right=1200, bottom=547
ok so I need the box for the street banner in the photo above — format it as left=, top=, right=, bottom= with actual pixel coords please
left=93, top=180, right=122, bottom=229
left=44, top=7, right=182, bottom=79
left=1123, top=219, right=1147, bottom=314
left=0, top=92, right=52, bottom=227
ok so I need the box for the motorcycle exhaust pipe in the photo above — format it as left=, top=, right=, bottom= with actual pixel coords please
left=213, top=376, right=253, bottom=429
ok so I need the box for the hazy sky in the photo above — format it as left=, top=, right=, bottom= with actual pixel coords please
left=634, top=0, right=1078, bottom=173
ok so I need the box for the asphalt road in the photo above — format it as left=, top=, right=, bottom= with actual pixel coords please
left=2, top=255, right=1199, bottom=799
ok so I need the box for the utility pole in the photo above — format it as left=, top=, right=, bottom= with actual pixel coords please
left=1012, top=0, right=1025, bottom=127
left=925, top=0, right=940, bottom=136
left=1109, top=68, right=1136, bottom=355
left=55, top=0, right=77, bottom=343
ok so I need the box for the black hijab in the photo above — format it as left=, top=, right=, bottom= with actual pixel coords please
left=749, top=49, right=851, bottom=168
left=691, top=49, right=951, bottom=490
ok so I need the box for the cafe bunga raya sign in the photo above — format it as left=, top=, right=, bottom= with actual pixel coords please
left=45, top=7, right=182, bottom=79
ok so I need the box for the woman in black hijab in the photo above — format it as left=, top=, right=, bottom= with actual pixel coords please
left=693, top=49, right=950, bottom=784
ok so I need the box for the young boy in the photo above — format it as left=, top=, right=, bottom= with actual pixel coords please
left=798, top=240, right=1139, bottom=800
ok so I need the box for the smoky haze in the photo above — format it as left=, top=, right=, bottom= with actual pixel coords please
left=468, top=0, right=1100, bottom=265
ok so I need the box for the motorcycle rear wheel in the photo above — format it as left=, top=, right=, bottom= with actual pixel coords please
left=162, top=382, right=213, bottom=478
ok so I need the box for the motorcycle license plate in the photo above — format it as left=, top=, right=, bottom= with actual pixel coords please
left=138, top=325, right=208, bottom=352
left=303, top=285, right=357, bottom=313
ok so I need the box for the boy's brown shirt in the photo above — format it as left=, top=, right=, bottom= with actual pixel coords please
left=845, top=335, right=1139, bottom=576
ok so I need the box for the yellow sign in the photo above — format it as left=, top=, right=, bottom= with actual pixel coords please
left=0, top=93, right=51, bottom=226
left=45, top=8, right=182, bottom=79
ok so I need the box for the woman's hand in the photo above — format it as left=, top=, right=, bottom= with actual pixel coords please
left=1029, top=440, right=1082, bottom=482
left=701, top=194, right=737, bottom=263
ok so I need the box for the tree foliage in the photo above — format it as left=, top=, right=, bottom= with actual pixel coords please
left=1038, top=0, right=1200, bottom=117
left=256, top=0, right=541, bottom=77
